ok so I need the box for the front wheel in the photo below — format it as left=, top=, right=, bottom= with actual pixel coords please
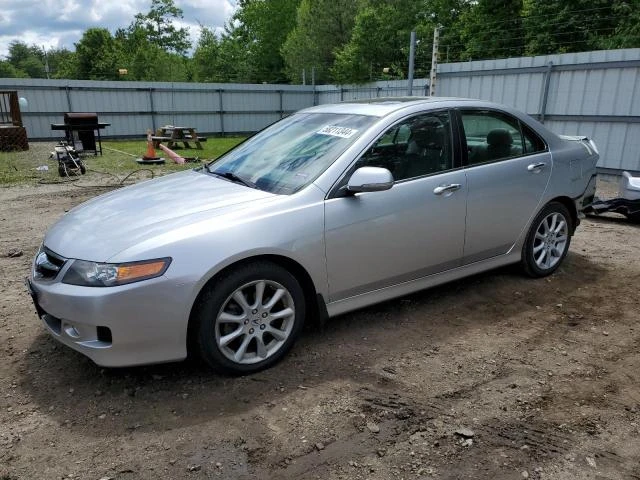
left=193, top=261, right=306, bottom=375
left=521, top=202, right=572, bottom=278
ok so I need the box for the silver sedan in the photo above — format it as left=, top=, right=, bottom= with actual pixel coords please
left=27, top=98, right=599, bottom=374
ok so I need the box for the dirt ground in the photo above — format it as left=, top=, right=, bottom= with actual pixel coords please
left=1, top=174, right=639, bottom=480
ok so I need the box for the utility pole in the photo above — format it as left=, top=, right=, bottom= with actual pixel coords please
left=429, top=26, right=441, bottom=97
left=43, top=46, right=50, bottom=79
left=407, top=31, right=416, bottom=96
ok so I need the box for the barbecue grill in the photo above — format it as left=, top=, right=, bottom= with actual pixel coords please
left=51, top=113, right=110, bottom=155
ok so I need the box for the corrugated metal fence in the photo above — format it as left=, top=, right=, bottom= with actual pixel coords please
left=1, top=49, right=638, bottom=173
left=0, top=78, right=427, bottom=140
left=0, top=79, right=313, bottom=138
left=438, top=48, right=640, bottom=174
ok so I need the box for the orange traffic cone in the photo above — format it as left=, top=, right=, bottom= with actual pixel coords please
left=143, top=129, right=159, bottom=160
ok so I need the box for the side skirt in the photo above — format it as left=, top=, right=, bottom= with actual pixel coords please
left=326, top=252, right=520, bottom=317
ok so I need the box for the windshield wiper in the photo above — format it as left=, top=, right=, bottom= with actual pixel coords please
left=209, top=169, right=257, bottom=189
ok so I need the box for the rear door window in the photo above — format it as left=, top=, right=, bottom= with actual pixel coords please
left=460, top=110, right=524, bottom=165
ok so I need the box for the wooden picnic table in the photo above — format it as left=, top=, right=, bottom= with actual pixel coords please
left=152, top=126, right=205, bottom=150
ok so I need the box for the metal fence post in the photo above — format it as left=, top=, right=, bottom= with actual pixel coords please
left=408, top=31, right=416, bottom=96
left=218, top=89, right=225, bottom=136
left=539, top=62, right=554, bottom=124
left=65, top=86, right=72, bottom=111
left=312, top=67, right=317, bottom=106
left=148, top=88, right=156, bottom=131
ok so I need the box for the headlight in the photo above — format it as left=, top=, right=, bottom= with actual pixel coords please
left=62, top=258, right=171, bottom=287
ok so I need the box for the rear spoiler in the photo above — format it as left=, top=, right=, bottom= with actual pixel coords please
left=559, top=135, right=599, bottom=156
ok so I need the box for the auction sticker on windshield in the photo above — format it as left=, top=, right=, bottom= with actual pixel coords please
left=317, top=125, right=358, bottom=138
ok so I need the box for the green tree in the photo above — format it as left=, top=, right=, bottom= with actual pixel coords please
left=7, top=41, right=46, bottom=78
left=282, top=0, right=362, bottom=84
left=42, top=48, right=78, bottom=79
left=131, top=0, right=190, bottom=55
left=192, top=26, right=221, bottom=82
left=458, top=0, right=524, bottom=60
left=130, top=45, right=190, bottom=81
left=605, top=0, right=640, bottom=48
left=227, top=0, right=301, bottom=83
left=0, top=60, right=26, bottom=78
left=332, top=0, right=433, bottom=84
left=522, top=0, right=618, bottom=55
left=7, top=41, right=37, bottom=67
left=75, top=28, right=120, bottom=80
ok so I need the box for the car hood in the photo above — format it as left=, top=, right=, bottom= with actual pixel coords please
left=45, top=169, right=277, bottom=261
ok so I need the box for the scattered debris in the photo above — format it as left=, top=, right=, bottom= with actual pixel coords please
left=366, top=422, right=380, bottom=433
left=586, top=456, right=597, bottom=468
left=454, top=427, right=475, bottom=439
left=5, top=248, right=23, bottom=258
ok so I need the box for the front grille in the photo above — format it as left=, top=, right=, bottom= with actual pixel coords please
left=34, top=248, right=67, bottom=279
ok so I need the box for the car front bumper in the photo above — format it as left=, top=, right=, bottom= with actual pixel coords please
left=26, top=271, right=191, bottom=368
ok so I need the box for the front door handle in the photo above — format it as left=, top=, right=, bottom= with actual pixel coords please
left=527, top=162, right=546, bottom=172
left=433, top=183, right=462, bottom=195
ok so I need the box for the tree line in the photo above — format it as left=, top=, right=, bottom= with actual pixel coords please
left=1, top=0, right=639, bottom=85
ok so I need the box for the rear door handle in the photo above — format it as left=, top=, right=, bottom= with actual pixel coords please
left=527, top=162, right=546, bottom=172
left=433, top=183, right=462, bottom=195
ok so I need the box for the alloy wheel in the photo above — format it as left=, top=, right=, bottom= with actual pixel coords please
left=532, top=212, right=569, bottom=270
left=215, top=280, right=295, bottom=365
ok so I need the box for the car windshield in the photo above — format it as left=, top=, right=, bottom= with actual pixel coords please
left=206, top=112, right=377, bottom=194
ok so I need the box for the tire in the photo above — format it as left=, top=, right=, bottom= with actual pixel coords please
left=79, top=163, right=87, bottom=175
left=521, top=201, right=573, bottom=278
left=58, top=165, right=67, bottom=177
left=193, top=261, right=306, bottom=375
left=626, top=210, right=640, bottom=223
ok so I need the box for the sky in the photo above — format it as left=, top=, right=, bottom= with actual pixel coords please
left=0, top=0, right=237, bottom=58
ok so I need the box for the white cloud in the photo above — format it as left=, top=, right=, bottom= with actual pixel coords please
left=0, top=0, right=235, bottom=58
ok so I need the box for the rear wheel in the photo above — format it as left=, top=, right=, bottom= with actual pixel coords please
left=626, top=210, right=640, bottom=223
left=193, top=261, right=305, bottom=375
left=521, top=202, right=572, bottom=277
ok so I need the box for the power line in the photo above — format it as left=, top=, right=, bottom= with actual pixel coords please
left=451, top=4, right=629, bottom=31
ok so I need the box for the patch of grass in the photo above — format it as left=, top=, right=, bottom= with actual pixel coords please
left=0, top=136, right=245, bottom=186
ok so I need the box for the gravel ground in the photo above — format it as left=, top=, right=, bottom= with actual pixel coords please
left=1, top=176, right=639, bottom=480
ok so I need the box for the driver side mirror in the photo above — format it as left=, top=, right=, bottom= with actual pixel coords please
left=347, top=166, right=394, bottom=194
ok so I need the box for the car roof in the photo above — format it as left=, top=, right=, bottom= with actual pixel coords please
left=298, top=96, right=564, bottom=148
left=300, top=96, right=479, bottom=117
